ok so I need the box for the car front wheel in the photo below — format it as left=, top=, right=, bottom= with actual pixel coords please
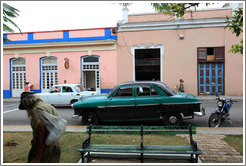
left=70, top=99, right=78, bottom=105
left=82, top=112, right=99, bottom=125
left=163, top=113, right=182, bottom=126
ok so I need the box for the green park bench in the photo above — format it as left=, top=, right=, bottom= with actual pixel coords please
left=77, top=124, right=203, bottom=163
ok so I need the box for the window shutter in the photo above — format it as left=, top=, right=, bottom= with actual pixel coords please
left=215, top=47, right=224, bottom=60
left=198, top=48, right=207, bottom=61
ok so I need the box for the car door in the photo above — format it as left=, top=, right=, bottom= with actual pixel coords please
left=46, top=86, right=62, bottom=104
left=60, top=86, right=79, bottom=105
left=106, top=86, right=137, bottom=120
left=135, top=85, right=161, bottom=119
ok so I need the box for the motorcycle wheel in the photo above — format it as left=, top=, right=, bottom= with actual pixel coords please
left=208, top=113, right=221, bottom=128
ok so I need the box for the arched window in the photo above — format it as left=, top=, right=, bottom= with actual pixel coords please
left=41, top=56, right=58, bottom=92
left=11, top=57, right=26, bottom=97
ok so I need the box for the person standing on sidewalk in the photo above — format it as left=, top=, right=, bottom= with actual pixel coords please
left=27, top=81, right=34, bottom=90
left=18, top=91, right=61, bottom=163
left=24, top=82, right=30, bottom=91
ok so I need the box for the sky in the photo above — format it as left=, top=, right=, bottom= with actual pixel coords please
left=3, top=1, right=226, bottom=33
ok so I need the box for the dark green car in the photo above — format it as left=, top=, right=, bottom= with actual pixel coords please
left=72, top=81, right=205, bottom=125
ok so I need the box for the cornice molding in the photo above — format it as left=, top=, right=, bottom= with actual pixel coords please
left=3, top=39, right=116, bottom=49
left=118, top=17, right=228, bottom=32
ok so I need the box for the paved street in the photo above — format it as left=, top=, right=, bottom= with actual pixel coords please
left=3, top=97, right=244, bottom=127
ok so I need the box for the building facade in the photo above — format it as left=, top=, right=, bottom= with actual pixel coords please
left=116, top=7, right=243, bottom=96
left=3, top=28, right=117, bottom=98
left=3, top=6, right=243, bottom=98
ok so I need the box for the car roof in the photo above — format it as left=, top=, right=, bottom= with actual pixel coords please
left=117, top=81, right=164, bottom=87
left=114, top=81, right=176, bottom=96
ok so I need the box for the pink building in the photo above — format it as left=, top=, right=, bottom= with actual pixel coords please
left=3, top=28, right=117, bottom=97
left=3, top=5, right=243, bottom=98
left=116, top=6, right=243, bottom=96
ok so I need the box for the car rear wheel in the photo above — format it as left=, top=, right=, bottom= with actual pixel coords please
left=163, top=113, right=182, bottom=126
left=82, top=112, right=99, bottom=125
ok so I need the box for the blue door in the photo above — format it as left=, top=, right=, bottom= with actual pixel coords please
left=198, top=63, right=224, bottom=95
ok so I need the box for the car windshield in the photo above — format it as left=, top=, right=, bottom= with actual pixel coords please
left=162, top=83, right=177, bottom=95
left=108, top=86, right=118, bottom=97
left=74, top=85, right=86, bottom=92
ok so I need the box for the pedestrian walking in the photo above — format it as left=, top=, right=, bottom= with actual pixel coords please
left=18, top=91, right=63, bottom=163
left=178, top=79, right=185, bottom=92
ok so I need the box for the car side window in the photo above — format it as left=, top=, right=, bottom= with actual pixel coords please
left=137, top=86, right=159, bottom=96
left=150, top=87, right=159, bottom=96
left=75, top=85, right=86, bottom=92
left=50, top=86, right=61, bottom=93
left=62, top=86, right=73, bottom=93
left=113, top=87, right=133, bottom=97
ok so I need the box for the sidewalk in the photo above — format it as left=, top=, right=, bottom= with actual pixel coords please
left=179, top=134, right=243, bottom=163
left=197, top=95, right=243, bottom=101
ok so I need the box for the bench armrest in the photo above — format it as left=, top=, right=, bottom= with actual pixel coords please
left=82, top=124, right=92, bottom=148
left=189, top=124, right=198, bottom=150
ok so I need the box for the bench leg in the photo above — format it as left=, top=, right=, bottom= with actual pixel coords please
left=141, top=153, right=143, bottom=163
left=191, top=154, right=198, bottom=163
left=81, top=152, right=85, bottom=163
left=87, top=152, right=91, bottom=163
left=195, top=154, right=198, bottom=163
left=190, top=154, right=193, bottom=162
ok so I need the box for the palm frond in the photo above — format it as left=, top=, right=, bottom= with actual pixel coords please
left=3, top=3, right=22, bottom=34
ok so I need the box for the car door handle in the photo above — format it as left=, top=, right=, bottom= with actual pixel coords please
left=155, top=98, right=161, bottom=101
left=76, top=94, right=80, bottom=96
left=129, top=99, right=135, bottom=101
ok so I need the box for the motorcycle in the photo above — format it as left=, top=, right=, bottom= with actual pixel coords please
left=208, top=95, right=237, bottom=127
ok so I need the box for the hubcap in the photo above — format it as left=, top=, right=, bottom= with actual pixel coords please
left=211, top=115, right=220, bottom=127
left=88, top=115, right=93, bottom=122
left=169, top=116, right=177, bottom=124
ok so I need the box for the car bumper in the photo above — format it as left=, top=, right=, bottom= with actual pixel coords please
left=194, top=107, right=205, bottom=117
left=72, top=114, right=80, bottom=119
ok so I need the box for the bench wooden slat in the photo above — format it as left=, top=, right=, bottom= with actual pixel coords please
left=78, top=145, right=202, bottom=154
left=91, top=126, right=196, bottom=129
left=79, top=144, right=196, bottom=151
left=87, top=126, right=196, bottom=135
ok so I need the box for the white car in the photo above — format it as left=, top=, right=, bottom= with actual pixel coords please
left=36, top=84, right=98, bottom=106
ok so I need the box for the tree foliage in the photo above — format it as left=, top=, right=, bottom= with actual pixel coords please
left=151, top=3, right=243, bottom=55
left=151, top=3, right=200, bottom=18
left=226, top=8, right=243, bottom=54
left=3, top=3, right=21, bottom=42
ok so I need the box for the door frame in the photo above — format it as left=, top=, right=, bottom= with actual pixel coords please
left=81, top=55, right=101, bottom=93
left=131, top=44, right=164, bottom=82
